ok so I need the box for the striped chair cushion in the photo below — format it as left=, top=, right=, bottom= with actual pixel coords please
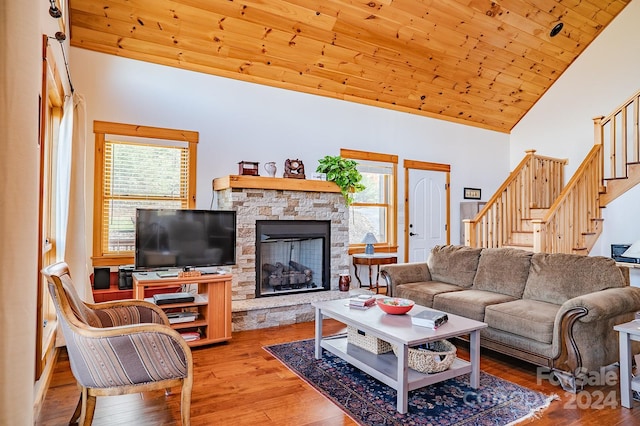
left=61, top=318, right=188, bottom=388
left=93, top=306, right=166, bottom=327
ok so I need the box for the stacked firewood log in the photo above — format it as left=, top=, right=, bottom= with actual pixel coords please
left=262, top=261, right=314, bottom=290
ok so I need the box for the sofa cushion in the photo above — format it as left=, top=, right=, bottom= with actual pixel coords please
left=485, top=299, right=559, bottom=344
left=472, top=248, right=533, bottom=298
left=522, top=253, right=627, bottom=305
left=395, top=281, right=463, bottom=308
left=433, top=290, right=516, bottom=322
left=428, top=245, right=482, bottom=288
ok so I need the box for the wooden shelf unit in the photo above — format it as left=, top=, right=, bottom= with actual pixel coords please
left=132, top=272, right=232, bottom=347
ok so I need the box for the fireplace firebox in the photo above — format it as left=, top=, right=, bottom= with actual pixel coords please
left=255, top=220, right=331, bottom=297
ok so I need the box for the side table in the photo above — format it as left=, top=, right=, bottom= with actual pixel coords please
left=352, top=253, right=397, bottom=294
left=614, top=320, right=640, bottom=408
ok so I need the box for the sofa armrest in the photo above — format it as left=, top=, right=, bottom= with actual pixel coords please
left=559, top=286, right=640, bottom=323
left=380, top=262, right=430, bottom=297
left=551, top=286, right=640, bottom=389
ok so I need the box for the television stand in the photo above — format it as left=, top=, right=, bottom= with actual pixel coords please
left=132, top=272, right=232, bottom=347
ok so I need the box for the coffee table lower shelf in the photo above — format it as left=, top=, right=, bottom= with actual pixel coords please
left=321, top=336, right=472, bottom=392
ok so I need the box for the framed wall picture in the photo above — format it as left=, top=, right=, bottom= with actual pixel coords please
left=464, top=187, right=481, bottom=200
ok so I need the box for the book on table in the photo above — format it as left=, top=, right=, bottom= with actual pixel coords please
left=349, top=294, right=376, bottom=307
left=411, top=309, right=448, bottom=329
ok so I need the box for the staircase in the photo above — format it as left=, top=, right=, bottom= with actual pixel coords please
left=463, top=150, right=567, bottom=251
left=465, top=89, right=640, bottom=254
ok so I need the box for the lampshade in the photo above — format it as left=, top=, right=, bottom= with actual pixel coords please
left=362, top=232, right=378, bottom=244
left=622, top=240, right=640, bottom=258
left=362, top=232, right=377, bottom=255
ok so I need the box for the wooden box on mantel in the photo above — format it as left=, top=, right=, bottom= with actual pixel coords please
left=212, top=175, right=341, bottom=193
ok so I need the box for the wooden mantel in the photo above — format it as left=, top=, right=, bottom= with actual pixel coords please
left=212, top=175, right=341, bottom=193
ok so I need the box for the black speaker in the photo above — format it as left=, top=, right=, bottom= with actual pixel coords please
left=118, top=265, right=135, bottom=290
left=93, top=267, right=111, bottom=290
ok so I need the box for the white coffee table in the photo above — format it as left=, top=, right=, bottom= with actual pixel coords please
left=312, top=298, right=487, bottom=414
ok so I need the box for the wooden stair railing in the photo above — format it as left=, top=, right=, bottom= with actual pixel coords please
left=465, top=89, right=639, bottom=254
left=464, top=150, right=566, bottom=249
left=597, top=89, right=640, bottom=206
left=531, top=144, right=603, bottom=254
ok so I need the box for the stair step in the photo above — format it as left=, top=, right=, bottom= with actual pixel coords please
left=502, top=243, right=533, bottom=251
left=529, top=208, right=548, bottom=220
left=519, top=219, right=535, bottom=232
left=601, top=162, right=640, bottom=206
left=510, top=231, right=533, bottom=246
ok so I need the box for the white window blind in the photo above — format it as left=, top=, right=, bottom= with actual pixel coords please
left=102, top=140, right=190, bottom=254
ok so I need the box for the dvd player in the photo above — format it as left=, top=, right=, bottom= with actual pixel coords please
left=153, top=292, right=195, bottom=305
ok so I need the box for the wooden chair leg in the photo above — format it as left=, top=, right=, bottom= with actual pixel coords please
left=69, top=391, right=82, bottom=424
left=181, top=379, right=193, bottom=426
left=82, top=393, right=97, bottom=426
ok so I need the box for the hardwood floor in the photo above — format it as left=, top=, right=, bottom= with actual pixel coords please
left=36, top=319, right=640, bottom=425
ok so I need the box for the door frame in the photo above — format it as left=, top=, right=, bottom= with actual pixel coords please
left=403, top=160, right=451, bottom=263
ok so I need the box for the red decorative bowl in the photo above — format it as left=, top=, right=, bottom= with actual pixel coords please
left=377, top=297, right=415, bottom=315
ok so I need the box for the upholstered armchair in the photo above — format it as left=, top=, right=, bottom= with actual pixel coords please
left=42, top=262, right=193, bottom=425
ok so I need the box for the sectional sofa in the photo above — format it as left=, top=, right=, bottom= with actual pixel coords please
left=380, top=244, right=640, bottom=391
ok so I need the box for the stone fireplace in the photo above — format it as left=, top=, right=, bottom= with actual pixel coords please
left=212, top=175, right=351, bottom=330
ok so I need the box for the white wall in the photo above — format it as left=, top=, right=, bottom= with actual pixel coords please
left=1, top=0, right=66, bottom=423
left=69, top=48, right=510, bottom=261
left=510, top=1, right=640, bottom=284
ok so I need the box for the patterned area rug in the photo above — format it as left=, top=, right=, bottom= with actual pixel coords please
left=264, top=338, right=555, bottom=426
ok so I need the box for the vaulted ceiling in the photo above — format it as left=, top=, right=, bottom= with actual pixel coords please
left=69, top=0, right=630, bottom=133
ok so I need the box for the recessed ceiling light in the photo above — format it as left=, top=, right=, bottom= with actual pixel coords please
left=550, top=22, right=563, bottom=37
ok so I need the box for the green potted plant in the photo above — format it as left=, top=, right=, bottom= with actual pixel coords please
left=316, top=155, right=365, bottom=206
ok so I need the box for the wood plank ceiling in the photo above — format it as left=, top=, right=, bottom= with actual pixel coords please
left=68, top=0, right=630, bottom=133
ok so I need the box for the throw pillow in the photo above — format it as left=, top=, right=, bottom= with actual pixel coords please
left=428, top=245, right=482, bottom=288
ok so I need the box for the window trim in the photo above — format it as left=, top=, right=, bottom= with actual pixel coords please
left=36, top=35, right=66, bottom=380
left=340, top=148, right=398, bottom=254
left=92, top=121, right=198, bottom=266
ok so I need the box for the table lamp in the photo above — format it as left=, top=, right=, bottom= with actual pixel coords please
left=362, top=232, right=377, bottom=255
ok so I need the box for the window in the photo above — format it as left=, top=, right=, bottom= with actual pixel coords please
left=340, top=149, right=397, bottom=253
left=36, top=36, right=65, bottom=380
left=93, top=121, right=198, bottom=266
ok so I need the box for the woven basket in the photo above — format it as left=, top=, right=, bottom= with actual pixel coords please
left=393, top=340, right=457, bottom=373
left=347, top=326, right=392, bottom=354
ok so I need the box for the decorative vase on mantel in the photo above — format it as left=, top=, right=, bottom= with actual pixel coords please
left=264, top=161, right=277, bottom=177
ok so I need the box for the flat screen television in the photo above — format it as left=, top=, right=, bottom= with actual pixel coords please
left=135, top=209, right=237, bottom=270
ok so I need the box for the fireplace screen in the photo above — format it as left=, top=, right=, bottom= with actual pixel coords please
left=256, top=220, right=330, bottom=297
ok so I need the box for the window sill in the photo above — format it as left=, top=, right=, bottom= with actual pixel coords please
left=92, top=254, right=134, bottom=267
